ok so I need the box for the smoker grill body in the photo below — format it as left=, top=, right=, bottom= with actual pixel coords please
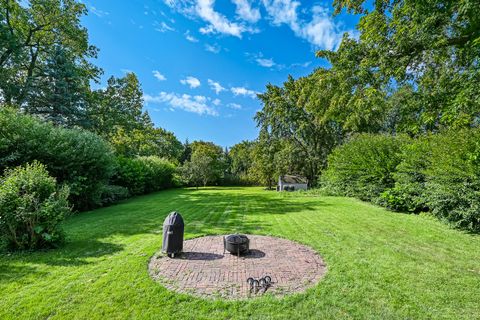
left=224, top=234, right=250, bottom=255
left=162, top=211, right=184, bottom=257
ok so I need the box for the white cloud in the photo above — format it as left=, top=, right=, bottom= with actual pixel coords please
left=290, top=61, right=311, bottom=68
left=262, top=1, right=345, bottom=50
left=261, top=0, right=300, bottom=28
left=180, top=76, right=201, bottom=88
left=208, top=79, right=226, bottom=94
left=184, top=30, right=199, bottom=42
left=256, top=57, right=275, bottom=68
left=212, top=98, right=221, bottom=106
left=196, top=0, right=245, bottom=37
left=228, top=103, right=242, bottom=109
left=247, top=52, right=282, bottom=69
left=165, top=0, right=256, bottom=37
left=90, top=6, right=109, bottom=18
left=205, top=43, right=221, bottom=53
left=152, top=70, right=167, bottom=81
left=231, top=86, right=258, bottom=98
left=144, top=92, right=218, bottom=116
left=298, top=6, right=343, bottom=50
left=232, top=0, right=261, bottom=23
left=164, top=0, right=346, bottom=50
left=155, top=21, right=175, bottom=32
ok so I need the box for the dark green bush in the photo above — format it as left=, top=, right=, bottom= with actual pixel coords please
left=322, top=133, right=408, bottom=202
left=0, top=108, right=115, bottom=210
left=100, top=185, right=130, bottom=206
left=380, top=136, right=431, bottom=212
left=112, top=156, right=176, bottom=195
left=139, top=156, right=176, bottom=193
left=112, top=157, right=146, bottom=195
left=325, top=129, right=480, bottom=232
left=0, top=162, right=70, bottom=250
left=423, top=129, right=480, bottom=232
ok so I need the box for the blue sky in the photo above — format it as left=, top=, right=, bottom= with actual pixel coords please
left=81, top=0, right=360, bottom=147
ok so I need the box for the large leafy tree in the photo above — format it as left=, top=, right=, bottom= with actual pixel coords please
left=110, top=127, right=183, bottom=162
left=229, top=140, right=255, bottom=178
left=181, top=141, right=226, bottom=186
left=251, top=0, right=480, bottom=187
left=256, top=75, right=341, bottom=185
left=320, top=0, right=480, bottom=134
left=249, top=131, right=279, bottom=190
left=88, top=73, right=149, bottom=137
left=0, top=0, right=100, bottom=125
left=87, top=72, right=183, bottom=161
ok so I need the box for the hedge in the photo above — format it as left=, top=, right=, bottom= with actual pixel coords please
left=322, top=133, right=408, bottom=202
left=0, top=108, right=116, bottom=210
left=112, top=156, right=176, bottom=196
left=323, top=130, right=480, bottom=232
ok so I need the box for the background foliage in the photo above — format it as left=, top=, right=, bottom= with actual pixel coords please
left=323, top=130, right=480, bottom=232
left=0, top=108, right=115, bottom=210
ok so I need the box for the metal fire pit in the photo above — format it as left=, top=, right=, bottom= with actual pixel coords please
left=224, top=234, right=249, bottom=256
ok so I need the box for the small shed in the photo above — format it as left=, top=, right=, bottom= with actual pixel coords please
left=278, top=175, right=308, bottom=191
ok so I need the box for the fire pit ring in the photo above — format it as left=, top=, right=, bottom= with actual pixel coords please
left=148, top=235, right=327, bottom=299
left=224, top=234, right=249, bottom=255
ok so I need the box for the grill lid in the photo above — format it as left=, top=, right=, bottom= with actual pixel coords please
left=163, top=211, right=184, bottom=227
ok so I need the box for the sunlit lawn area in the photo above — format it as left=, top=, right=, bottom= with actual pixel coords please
left=1, top=187, right=479, bottom=319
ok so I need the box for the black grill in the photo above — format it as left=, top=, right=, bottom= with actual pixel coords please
left=162, top=211, right=184, bottom=257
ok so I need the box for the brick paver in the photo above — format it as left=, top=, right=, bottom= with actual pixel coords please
left=148, top=235, right=327, bottom=299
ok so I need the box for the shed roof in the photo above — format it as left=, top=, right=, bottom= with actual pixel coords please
left=280, top=175, right=307, bottom=184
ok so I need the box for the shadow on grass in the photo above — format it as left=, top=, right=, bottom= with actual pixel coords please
left=0, top=264, right=46, bottom=285
left=0, top=239, right=123, bottom=273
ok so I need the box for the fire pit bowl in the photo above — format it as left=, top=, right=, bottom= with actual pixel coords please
left=224, top=234, right=249, bottom=255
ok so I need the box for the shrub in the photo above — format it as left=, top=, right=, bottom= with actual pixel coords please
left=423, top=129, right=480, bottom=232
left=112, top=156, right=176, bottom=195
left=112, top=157, right=146, bottom=195
left=139, top=156, right=176, bottom=193
left=221, top=173, right=258, bottom=186
left=0, top=108, right=115, bottom=210
left=322, top=134, right=408, bottom=202
left=380, top=136, right=432, bottom=212
left=100, top=185, right=130, bottom=206
left=0, top=162, right=70, bottom=251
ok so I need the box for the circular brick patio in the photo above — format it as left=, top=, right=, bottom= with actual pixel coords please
left=148, top=235, right=327, bottom=299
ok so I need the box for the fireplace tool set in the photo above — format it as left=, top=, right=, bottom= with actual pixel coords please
left=247, top=276, right=272, bottom=294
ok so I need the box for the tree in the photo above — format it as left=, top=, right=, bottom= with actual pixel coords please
left=180, top=139, right=192, bottom=164
left=255, top=75, right=341, bottom=185
left=180, top=140, right=226, bottom=187
left=229, top=140, right=254, bottom=178
left=109, top=126, right=183, bottom=162
left=88, top=73, right=148, bottom=138
left=181, top=153, right=215, bottom=188
left=320, top=0, right=480, bottom=134
left=250, top=132, right=278, bottom=189
left=86, top=72, right=183, bottom=160
left=0, top=0, right=100, bottom=124
left=24, top=46, right=90, bottom=126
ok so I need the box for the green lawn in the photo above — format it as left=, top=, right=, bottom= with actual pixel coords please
left=1, top=187, right=479, bottom=319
